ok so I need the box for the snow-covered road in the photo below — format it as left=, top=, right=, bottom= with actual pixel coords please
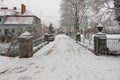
left=0, top=34, right=120, bottom=80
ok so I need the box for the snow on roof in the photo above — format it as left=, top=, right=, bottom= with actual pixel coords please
left=0, top=8, right=21, bottom=15
left=21, top=31, right=31, bottom=36
left=0, top=8, right=33, bottom=16
left=19, top=31, right=32, bottom=39
left=97, top=23, right=103, bottom=27
left=4, top=16, right=34, bottom=24
left=0, top=10, right=15, bottom=15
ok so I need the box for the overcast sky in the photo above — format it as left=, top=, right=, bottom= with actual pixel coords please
left=1, top=0, right=61, bottom=28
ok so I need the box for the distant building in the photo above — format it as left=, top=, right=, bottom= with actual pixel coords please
left=43, top=25, right=49, bottom=32
left=0, top=4, right=43, bottom=42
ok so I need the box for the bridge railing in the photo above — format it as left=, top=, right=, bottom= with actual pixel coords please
left=0, top=33, right=46, bottom=57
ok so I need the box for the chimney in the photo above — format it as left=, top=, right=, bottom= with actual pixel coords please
left=21, top=4, right=26, bottom=14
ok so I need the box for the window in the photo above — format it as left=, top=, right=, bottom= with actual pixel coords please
left=12, top=29, right=15, bottom=33
left=0, top=18, right=1, bottom=22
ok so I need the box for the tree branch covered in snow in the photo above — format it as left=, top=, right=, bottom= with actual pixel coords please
left=60, top=0, right=86, bottom=33
left=60, top=0, right=120, bottom=33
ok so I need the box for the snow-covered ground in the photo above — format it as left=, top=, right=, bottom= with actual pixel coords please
left=0, top=43, right=10, bottom=53
left=0, top=34, right=120, bottom=80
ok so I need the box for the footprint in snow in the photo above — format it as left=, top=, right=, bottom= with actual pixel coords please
left=18, top=76, right=32, bottom=80
left=11, top=67, right=27, bottom=73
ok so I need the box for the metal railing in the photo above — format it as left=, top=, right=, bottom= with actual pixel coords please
left=107, top=38, right=120, bottom=55
left=33, top=37, right=44, bottom=46
left=0, top=36, right=47, bottom=57
left=78, top=34, right=120, bottom=55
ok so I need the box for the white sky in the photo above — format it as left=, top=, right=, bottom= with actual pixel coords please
left=0, top=0, right=61, bottom=28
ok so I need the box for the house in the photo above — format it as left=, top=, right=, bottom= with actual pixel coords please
left=0, top=4, right=43, bottom=42
left=43, top=25, right=49, bottom=32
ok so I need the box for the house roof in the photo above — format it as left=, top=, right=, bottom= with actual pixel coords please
left=4, top=15, right=34, bottom=24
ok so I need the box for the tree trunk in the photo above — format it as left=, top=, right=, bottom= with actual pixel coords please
left=114, top=0, right=120, bottom=21
left=75, top=2, right=79, bottom=33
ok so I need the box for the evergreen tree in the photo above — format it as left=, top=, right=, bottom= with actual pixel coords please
left=48, top=23, right=54, bottom=34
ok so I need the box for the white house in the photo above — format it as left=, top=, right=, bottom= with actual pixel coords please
left=0, top=4, right=43, bottom=42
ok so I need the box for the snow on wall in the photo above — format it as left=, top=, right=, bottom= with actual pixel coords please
left=4, top=16, right=34, bottom=24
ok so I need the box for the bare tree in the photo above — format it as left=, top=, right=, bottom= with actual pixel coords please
left=60, top=0, right=85, bottom=33
left=48, top=23, right=54, bottom=34
left=85, top=0, right=119, bottom=32
left=61, top=0, right=119, bottom=34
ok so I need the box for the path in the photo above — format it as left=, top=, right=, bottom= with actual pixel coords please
left=0, top=34, right=120, bottom=80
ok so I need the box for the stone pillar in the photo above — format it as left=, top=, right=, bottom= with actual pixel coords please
left=94, top=36, right=99, bottom=55
left=94, top=33, right=107, bottom=55
left=76, top=32, right=81, bottom=42
left=94, top=24, right=108, bottom=55
left=44, top=33, right=49, bottom=43
left=18, top=31, right=33, bottom=58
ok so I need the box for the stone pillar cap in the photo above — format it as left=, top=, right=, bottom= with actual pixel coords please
left=77, top=32, right=80, bottom=34
left=45, top=33, right=48, bottom=35
left=97, top=23, right=103, bottom=27
left=18, top=31, right=33, bottom=39
left=95, top=32, right=106, bottom=39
